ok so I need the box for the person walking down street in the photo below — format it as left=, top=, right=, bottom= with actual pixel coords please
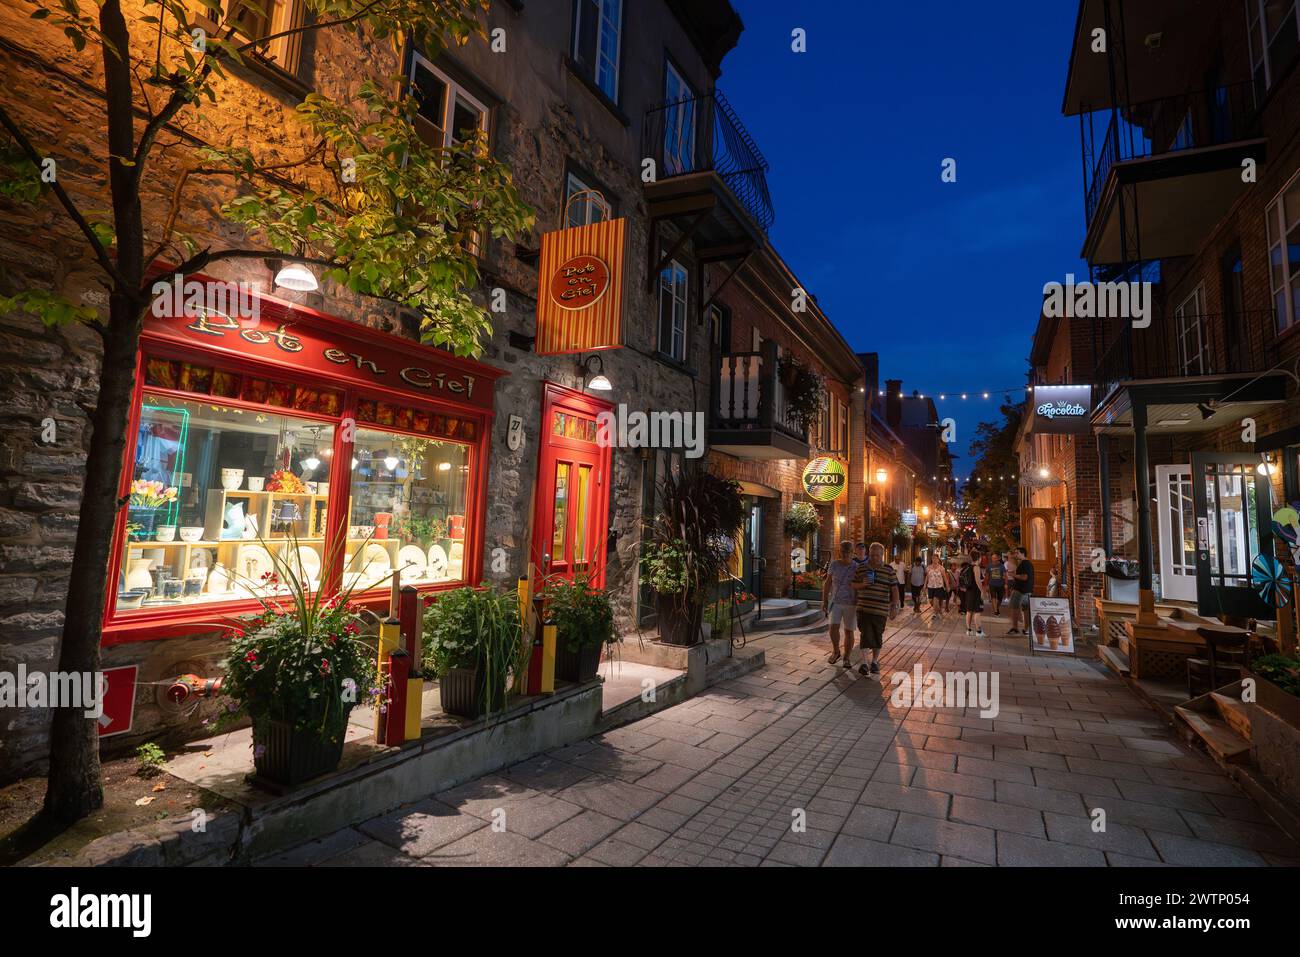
left=943, top=560, right=958, bottom=614
left=822, top=541, right=859, bottom=667
left=851, top=542, right=894, bottom=676
left=959, top=559, right=985, bottom=638
left=854, top=542, right=868, bottom=566
left=910, top=558, right=925, bottom=612
left=890, top=555, right=907, bottom=618
left=987, top=551, right=1006, bottom=616
left=1007, top=548, right=1036, bottom=636
left=925, top=553, right=947, bottom=619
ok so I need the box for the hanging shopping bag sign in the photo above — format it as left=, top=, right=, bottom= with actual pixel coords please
left=535, top=218, right=627, bottom=355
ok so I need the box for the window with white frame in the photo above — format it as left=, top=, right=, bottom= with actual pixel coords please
left=1175, top=285, right=1211, bottom=375
left=563, top=171, right=611, bottom=228
left=657, top=258, right=688, bottom=362
left=572, top=0, right=623, bottom=102
left=1246, top=0, right=1300, bottom=90
left=1266, top=170, right=1300, bottom=333
left=663, top=61, right=697, bottom=176
left=408, top=52, right=489, bottom=150
left=222, top=0, right=304, bottom=73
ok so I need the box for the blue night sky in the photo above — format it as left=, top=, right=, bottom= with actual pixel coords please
left=723, top=0, right=1088, bottom=471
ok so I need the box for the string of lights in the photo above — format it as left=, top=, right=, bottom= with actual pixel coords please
left=875, top=386, right=1030, bottom=401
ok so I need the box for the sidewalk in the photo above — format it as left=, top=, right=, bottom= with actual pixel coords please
left=264, top=606, right=1300, bottom=866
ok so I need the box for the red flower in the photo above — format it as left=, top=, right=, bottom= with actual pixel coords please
left=244, top=650, right=258, bottom=663
left=320, top=658, right=331, bottom=674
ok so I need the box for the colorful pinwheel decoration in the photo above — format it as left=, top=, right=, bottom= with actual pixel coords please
left=1252, top=554, right=1292, bottom=608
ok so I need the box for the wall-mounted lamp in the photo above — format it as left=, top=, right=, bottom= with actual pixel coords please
left=1258, top=454, right=1278, bottom=476
left=270, top=259, right=319, bottom=292
left=875, top=467, right=888, bottom=484
left=579, top=353, right=612, bottom=391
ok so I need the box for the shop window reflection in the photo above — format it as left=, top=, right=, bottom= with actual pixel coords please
left=347, top=428, right=471, bottom=591
left=119, top=395, right=333, bottom=613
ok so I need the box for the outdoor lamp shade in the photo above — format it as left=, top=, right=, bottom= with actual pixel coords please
left=588, top=373, right=612, bottom=390
left=274, top=262, right=319, bottom=292
left=875, top=468, right=888, bottom=484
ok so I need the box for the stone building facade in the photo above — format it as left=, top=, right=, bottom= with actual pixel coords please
left=0, top=0, right=800, bottom=782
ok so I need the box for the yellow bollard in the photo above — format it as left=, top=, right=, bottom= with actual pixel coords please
left=376, top=617, right=401, bottom=744
left=404, top=675, right=423, bottom=741
left=541, top=619, right=557, bottom=695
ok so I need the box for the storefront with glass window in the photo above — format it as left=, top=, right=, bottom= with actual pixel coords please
left=104, top=281, right=500, bottom=646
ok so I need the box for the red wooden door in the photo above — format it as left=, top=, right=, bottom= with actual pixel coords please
left=531, top=383, right=612, bottom=587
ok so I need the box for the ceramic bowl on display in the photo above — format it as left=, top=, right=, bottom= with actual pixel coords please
left=247, top=476, right=265, bottom=492
left=155, top=525, right=177, bottom=542
left=220, top=468, right=245, bottom=491
left=116, top=589, right=149, bottom=609
left=179, top=526, right=204, bottom=542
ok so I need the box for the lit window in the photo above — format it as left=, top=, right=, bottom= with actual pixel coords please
left=224, top=0, right=304, bottom=74
left=347, top=429, right=472, bottom=590
left=572, top=0, right=623, bottom=101
left=658, top=258, right=688, bottom=362
left=119, top=396, right=334, bottom=613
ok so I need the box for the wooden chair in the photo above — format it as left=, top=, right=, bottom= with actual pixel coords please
left=1187, top=627, right=1252, bottom=698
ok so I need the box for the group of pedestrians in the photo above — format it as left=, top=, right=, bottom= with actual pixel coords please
left=821, top=542, right=1041, bottom=666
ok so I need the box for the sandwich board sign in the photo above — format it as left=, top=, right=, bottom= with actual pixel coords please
left=1027, top=596, right=1074, bottom=655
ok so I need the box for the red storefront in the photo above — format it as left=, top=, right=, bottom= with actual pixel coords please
left=104, top=280, right=501, bottom=646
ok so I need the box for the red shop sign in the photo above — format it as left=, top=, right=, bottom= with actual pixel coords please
left=144, top=277, right=499, bottom=412
left=548, top=254, right=610, bottom=310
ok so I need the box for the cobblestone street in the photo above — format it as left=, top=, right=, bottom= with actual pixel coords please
left=267, top=608, right=1300, bottom=867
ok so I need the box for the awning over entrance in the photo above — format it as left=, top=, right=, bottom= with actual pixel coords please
left=1091, top=373, right=1291, bottom=436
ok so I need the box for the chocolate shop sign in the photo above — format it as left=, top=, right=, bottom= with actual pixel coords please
left=1029, top=384, right=1092, bottom=435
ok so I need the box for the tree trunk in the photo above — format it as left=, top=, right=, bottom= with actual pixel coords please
left=43, top=0, right=145, bottom=825
left=42, top=300, right=143, bottom=823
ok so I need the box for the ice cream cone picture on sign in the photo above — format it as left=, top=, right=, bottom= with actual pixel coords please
left=1027, top=597, right=1074, bottom=655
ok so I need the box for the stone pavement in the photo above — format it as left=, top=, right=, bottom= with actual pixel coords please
left=262, top=605, right=1300, bottom=867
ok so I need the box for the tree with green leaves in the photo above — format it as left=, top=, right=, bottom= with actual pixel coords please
left=964, top=398, right=1024, bottom=553
left=0, top=0, right=533, bottom=824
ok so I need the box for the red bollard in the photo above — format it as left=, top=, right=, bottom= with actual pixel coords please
left=384, top=649, right=410, bottom=746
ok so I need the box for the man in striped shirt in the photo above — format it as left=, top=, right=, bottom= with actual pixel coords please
left=851, top=542, right=895, bottom=676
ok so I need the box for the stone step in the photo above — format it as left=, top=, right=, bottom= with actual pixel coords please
left=745, top=607, right=824, bottom=634
left=1175, top=704, right=1251, bottom=764
left=704, top=649, right=766, bottom=687
left=1211, top=692, right=1252, bottom=740
left=752, top=598, right=809, bottom=618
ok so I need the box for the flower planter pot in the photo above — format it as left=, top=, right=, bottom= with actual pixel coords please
left=656, top=594, right=702, bottom=646
left=128, top=506, right=157, bottom=542
left=440, top=665, right=485, bottom=718
left=735, top=600, right=756, bottom=617
left=252, top=718, right=347, bottom=787
left=794, top=588, right=823, bottom=602
left=555, top=641, right=602, bottom=683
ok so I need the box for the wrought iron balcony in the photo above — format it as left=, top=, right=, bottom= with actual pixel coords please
left=1093, top=310, right=1278, bottom=403
left=642, top=89, right=774, bottom=234
left=710, top=341, right=809, bottom=460
left=1081, top=80, right=1264, bottom=232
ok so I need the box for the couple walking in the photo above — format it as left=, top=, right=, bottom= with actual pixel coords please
left=821, top=541, right=893, bottom=676
left=921, top=552, right=985, bottom=637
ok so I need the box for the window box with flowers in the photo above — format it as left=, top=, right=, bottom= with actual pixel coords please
left=793, top=569, right=826, bottom=601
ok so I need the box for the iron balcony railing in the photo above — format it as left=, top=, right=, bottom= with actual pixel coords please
left=712, top=342, right=807, bottom=442
left=642, top=89, right=775, bottom=232
left=1093, top=310, right=1278, bottom=402
left=1082, top=79, right=1263, bottom=226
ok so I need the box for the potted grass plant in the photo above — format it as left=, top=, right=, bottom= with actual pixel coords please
left=640, top=469, right=745, bottom=646
left=218, top=535, right=378, bottom=788
left=544, top=573, right=615, bottom=683
left=423, top=585, right=525, bottom=718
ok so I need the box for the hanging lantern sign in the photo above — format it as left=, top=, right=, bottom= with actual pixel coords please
left=535, top=216, right=627, bottom=355
left=802, top=457, right=847, bottom=502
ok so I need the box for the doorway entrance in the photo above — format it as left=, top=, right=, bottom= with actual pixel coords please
left=1020, top=507, right=1057, bottom=597
left=530, top=383, right=613, bottom=588
left=1155, top=464, right=1197, bottom=602
left=1191, top=452, right=1274, bottom=619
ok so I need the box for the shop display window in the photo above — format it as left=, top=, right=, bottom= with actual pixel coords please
left=118, top=395, right=335, bottom=613
left=345, top=428, right=472, bottom=590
